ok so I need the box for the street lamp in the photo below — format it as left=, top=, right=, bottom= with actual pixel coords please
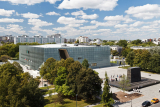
left=125, top=96, right=132, bottom=107
left=76, top=94, right=78, bottom=107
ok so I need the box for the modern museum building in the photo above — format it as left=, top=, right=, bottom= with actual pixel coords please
left=19, top=44, right=111, bottom=70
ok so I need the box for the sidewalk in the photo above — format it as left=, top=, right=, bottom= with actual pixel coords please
left=43, top=92, right=58, bottom=97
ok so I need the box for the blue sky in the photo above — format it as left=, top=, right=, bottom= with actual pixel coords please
left=0, top=0, right=160, bottom=40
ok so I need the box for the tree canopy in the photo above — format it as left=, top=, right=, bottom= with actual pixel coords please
left=116, top=40, right=127, bottom=48
left=0, top=62, right=45, bottom=107
left=101, top=72, right=114, bottom=106
left=40, top=57, right=102, bottom=100
left=82, top=58, right=89, bottom=69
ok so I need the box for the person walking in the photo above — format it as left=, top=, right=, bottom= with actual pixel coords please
left=159, top=89, right=160, bottom=93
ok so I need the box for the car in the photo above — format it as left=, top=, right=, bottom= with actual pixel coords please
left=151, top=98, right=159, bottom=104
left=142, top=101, right=151, bottom=107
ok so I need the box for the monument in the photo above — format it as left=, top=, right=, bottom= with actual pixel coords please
left=127, top=67, right=141, bottom=83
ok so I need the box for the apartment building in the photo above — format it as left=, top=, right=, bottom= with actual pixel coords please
left=14, top=34, right=64, bottom=44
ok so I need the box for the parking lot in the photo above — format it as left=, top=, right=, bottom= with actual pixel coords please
left=94, top=66, right=160, bottom=107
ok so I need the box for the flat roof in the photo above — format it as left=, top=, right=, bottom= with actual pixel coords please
left=24, top=44, right=110, bottom=48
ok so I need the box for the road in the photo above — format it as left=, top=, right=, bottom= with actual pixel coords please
left=151, top=102, right=160, bottom=107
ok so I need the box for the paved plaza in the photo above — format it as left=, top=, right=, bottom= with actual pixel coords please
left=94, top=66, right=160, bottom=107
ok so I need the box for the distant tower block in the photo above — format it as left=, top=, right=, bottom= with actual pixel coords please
left=127, top=67, right=141, bottom=83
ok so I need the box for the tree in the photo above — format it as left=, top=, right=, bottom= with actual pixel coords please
left=111, top=50, right=119, bottom=56
left=103, top=42, right=114, bottom=46
left=101, top=72, right=114, bottom=107
left=121, top=47, right=133, bottom=57
left=117, top=40, right=127, bottom=48
left=40, top=57, right=57, bottom=83
left=67, top=61, right=82, bottom=94
left=148, top=54, right=160, bottom=73
left=126, top=51, right=135, bottom=67
left=103, top=40, right=107, bottom=43
left=82, top=58, right=89, bottom=69
left=148, top=46, right=160, bottom=55
left=55, top=67, right=67, bottom=86
left=133, top=49, right=151, bottom=70
left=139, top=49, right=151, bottom=70
left=75, top=40, right=79, bottom=43
left=15, top=52, right=19, bottom=59
left=0, top=55, right=11, bottom=63
left=131, top=39, right=142, bottom=45
left=0, top=62, right=45, bottom=107
left=76, top=68, right=102, bottom=100
left=119, top=74, right=130, bottom=91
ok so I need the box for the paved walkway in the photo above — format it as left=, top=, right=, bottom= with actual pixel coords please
left=43, top=92, right=58, bottom=97
left=92, top=66, right=160, bottom=107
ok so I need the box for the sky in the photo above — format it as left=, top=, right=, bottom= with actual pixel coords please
left=0, top=0, right=160, bottom=40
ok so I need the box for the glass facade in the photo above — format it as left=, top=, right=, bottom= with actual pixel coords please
left=19, top=45, right=110, bottom=70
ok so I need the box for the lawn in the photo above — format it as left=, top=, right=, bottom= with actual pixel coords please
left=118, top=66, right=131, bottom=69
left=110, top=61, right=117, bottom=64
left=44, top=95, right=100, bottom=107
left=39, top=85, right=55, bottom=90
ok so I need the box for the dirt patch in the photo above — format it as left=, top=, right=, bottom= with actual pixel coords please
left=112, top=91, right=143, bottom=103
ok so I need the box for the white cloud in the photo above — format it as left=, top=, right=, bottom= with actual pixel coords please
left=80, top=25, right=97, bottom=29
left=130, top=21, right=144, bottom=27
left=67, top=24, right=82, bottom=27
left=28, top=19, right=53, bottom=27
left=65, top=12, right=70, bottom=15
left=21, top=12, right=42, bottom=19
left=45, top=0, right=61, bottom=4
left=91, top=20, right=119, bottom=27
left=104, top=15, right=134, bottom=23
left=81, top=14, right=98, bottom=19
left=53, top=26, right=73, bottom=31
left=46, top=11, right=60, bottom=16
left=104, top=15, right=124, bottom=21
left=71, top=10, right=86, bottom=16
left=0, top=24, right=26, bottom=34
left=16, top=12, right=20, bottom=16
left=0, top=9, right=15, bottom=17
left=115, top=24, right=128, bottom=28
left=0, top=18, right=24, bottom=23
left=0, top=0, right=61, bottom=5
left=125, top=4, right=160, bottom=20
left=58, top=0, right=118, bottom=11
left=57, top=16, right=88, bottom=25
left=0, top=0, right=44, bottom=5
left=71, top=10, right=98, bottom=19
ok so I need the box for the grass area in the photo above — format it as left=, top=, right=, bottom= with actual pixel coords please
left=39, top=85, right=54, bottom=90
left=11, top=57, right=18, bottom=60
left=110, top=61, right=117, bottom=64
left=118, top=66, right=131, bottom=69
left=44, top=95, right=100, bottom=107
left=94, top=104, right=103, bottom=107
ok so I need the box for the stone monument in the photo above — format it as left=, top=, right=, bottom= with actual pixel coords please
left=127, top=67, right=141, bottom=83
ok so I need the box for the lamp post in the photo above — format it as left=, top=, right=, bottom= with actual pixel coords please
left=125, top=96, right=132, bottom=107
left=76, top=94, right=78, bottom=107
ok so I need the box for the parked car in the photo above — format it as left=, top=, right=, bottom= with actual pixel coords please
left=151, top=98, right=159, bottom=104
left=142, top=101, right=151, bottom=107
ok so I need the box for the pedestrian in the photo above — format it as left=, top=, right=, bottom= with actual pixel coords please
left=159, top=89, right=160, bottom=93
